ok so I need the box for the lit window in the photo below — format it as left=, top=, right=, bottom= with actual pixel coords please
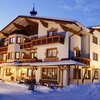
left=47, top=48, right=57, bottom=58
left=23, top=38, right=26, bottom=43
left=94, top=70, right=98, bottom=79
left=93, top=36, right=98, bottom=44
left=6, top=69, right=12, bottom=76
left=84, top=70, right=91, bottom=79
left=93, top=53, right=98, bottom=61
left=8, top=52, right=14, bottom=59
left=42, top=68, right=58, bottom=80
left=31, top=52, right=37, bottom=59
left=16, top=36, right=21, bottom=43
left=27, top=69, right=33, bottom=77
left=22, top=53, right=25, bottom=58
left=15, top=52, right=20, bottom=59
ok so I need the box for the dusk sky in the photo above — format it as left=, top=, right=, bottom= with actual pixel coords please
left=0, top=0, right=100, bottom=30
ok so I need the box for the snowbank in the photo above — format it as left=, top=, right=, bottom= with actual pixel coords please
left=0, top=82, right=100, bottom=100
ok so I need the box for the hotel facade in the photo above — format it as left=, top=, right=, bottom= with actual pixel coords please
left=0, top=15, right=100, bottom=87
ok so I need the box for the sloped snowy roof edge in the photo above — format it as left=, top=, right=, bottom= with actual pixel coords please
left=0, top=60, right=87, bottom=67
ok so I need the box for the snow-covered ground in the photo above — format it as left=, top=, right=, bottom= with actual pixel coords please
left=0, top=81, right=100, bottom=100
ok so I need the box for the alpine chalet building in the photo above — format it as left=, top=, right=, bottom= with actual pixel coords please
left=0, top=13, right=99, bottom=87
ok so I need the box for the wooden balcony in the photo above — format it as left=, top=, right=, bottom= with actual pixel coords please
left=20, top=34, right=65, bottom=49
left=72, top=57, right=90, bottom=65
left=0, top=46, right=8, bottom=53
left=0, top=60, right=7, bottom=64
left=20, top=58, right=42, bottom=63
left=32, top=35, right=65, bottom=46
left=20, top=42, right=31, bottom=49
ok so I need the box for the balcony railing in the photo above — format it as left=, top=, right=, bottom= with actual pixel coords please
left=72, top=57, right=90, bottom=65
left=0, top=60, right=7, bottom=64
left=0, top=46, right=8, bottom=53
left=20, top=34, right=65, bottom=49
left=32, top=35, right=64, bottom=46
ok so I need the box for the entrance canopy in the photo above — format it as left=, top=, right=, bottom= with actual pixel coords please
left=0, top=60, right=87, bottom=67
left=29, top=60, right=87, bottom=66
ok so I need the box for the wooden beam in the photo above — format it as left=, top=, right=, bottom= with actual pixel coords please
left=25, top=18, right=38, bottom=26
left=13, top=23, right=26, bottom=30
left=58, top=66, right=67, bottom=87
left=92, top=69, right=98, bottom=83
left=82, top=68, right=87, bottom=84
left=60, top=24, right=81, bottom=36
left=67, top=65, right=70, bottom=85
left=40, top=20, right=48, bottom=28
left=76, top=65, right=79, bottom=85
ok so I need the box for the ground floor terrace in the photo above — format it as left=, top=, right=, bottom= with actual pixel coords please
left=0, top=60, right=99, bottom=87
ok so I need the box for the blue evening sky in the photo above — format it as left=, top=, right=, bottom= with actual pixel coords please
left=0, top=0, right=100, bottom=30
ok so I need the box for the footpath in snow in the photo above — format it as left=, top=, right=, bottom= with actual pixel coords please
left=0, top=81, right=100, bottom=100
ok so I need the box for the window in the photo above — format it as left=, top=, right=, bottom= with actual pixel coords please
left=93, top=36, right=98, bottom=44
left=47, top=28, right=58, bottom=37
left=9, top=37, right=15, bottom=44
left=16, top=36, right=21, bottom=43
left=94, top=70, right=98, bottom=79
left=93, top=53, right=98, bottom=61
left=73, top=68, right=81, bottom=79
left=46, top=48, right=57, bottom=58
left=42, top=68, right=58, bottom=80
left=23, top=38, right=26, bottom=43
left=6, top=69, right=12, bottom=76
left=8, top=52, right=14, bottom=59
left=74, top=50, right=80, bottom=57
left=31, top=52, right=37, bottom=59
left=84, top=70, right=91, bottom=79
left=22, top=52, right=25, bottom=58
left=27, top=68, right=33, bottom=77
left=15, top=52, right=20, bottom=59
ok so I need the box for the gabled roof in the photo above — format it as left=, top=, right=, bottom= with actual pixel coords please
left=0, top=15, right=90, bottom=37
left=89, top=26, right=100, bottom=34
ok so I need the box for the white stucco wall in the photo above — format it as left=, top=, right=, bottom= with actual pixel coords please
left=90, top=30, right=100, bottom=68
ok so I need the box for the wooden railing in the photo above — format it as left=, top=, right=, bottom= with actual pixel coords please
left=72, top=57, right=90, bottom=65
left=0, top=46, right=8, bottom=53
left=0, top=60, right=7, bottom=64
left=21, top=35, right=65, bottom=49
left=20, top=58, right=42, bottom=63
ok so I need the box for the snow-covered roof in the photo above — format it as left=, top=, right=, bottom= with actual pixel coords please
left=0, top=60, right=87, bottom=67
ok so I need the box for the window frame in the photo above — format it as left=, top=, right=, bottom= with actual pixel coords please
left=9, top=37, right=16, bottom=44
left=42, top=67, right=58, bottom=80
left=73, top=68, right=81, bottom=79
left=94, top=70, right=99, bottom=79
left=93, top=36, right=98, bottom=44
left=84, top=70, right=91, bottom=79
left=93, top=52, right=98, bottom=61
left=16, top=36, right=21, bottom=44
left=8, top=52, right=14, bottom=59
left=15, top=52, right=20, bottom=59
left=46, top=48, right=57, bottom=58
left=31, top=52, right=37, bottom=59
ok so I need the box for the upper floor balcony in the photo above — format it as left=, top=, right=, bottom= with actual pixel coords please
left=72, top=57, right=90, bottom=66
left=20, top=34, right=65, bottom=49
